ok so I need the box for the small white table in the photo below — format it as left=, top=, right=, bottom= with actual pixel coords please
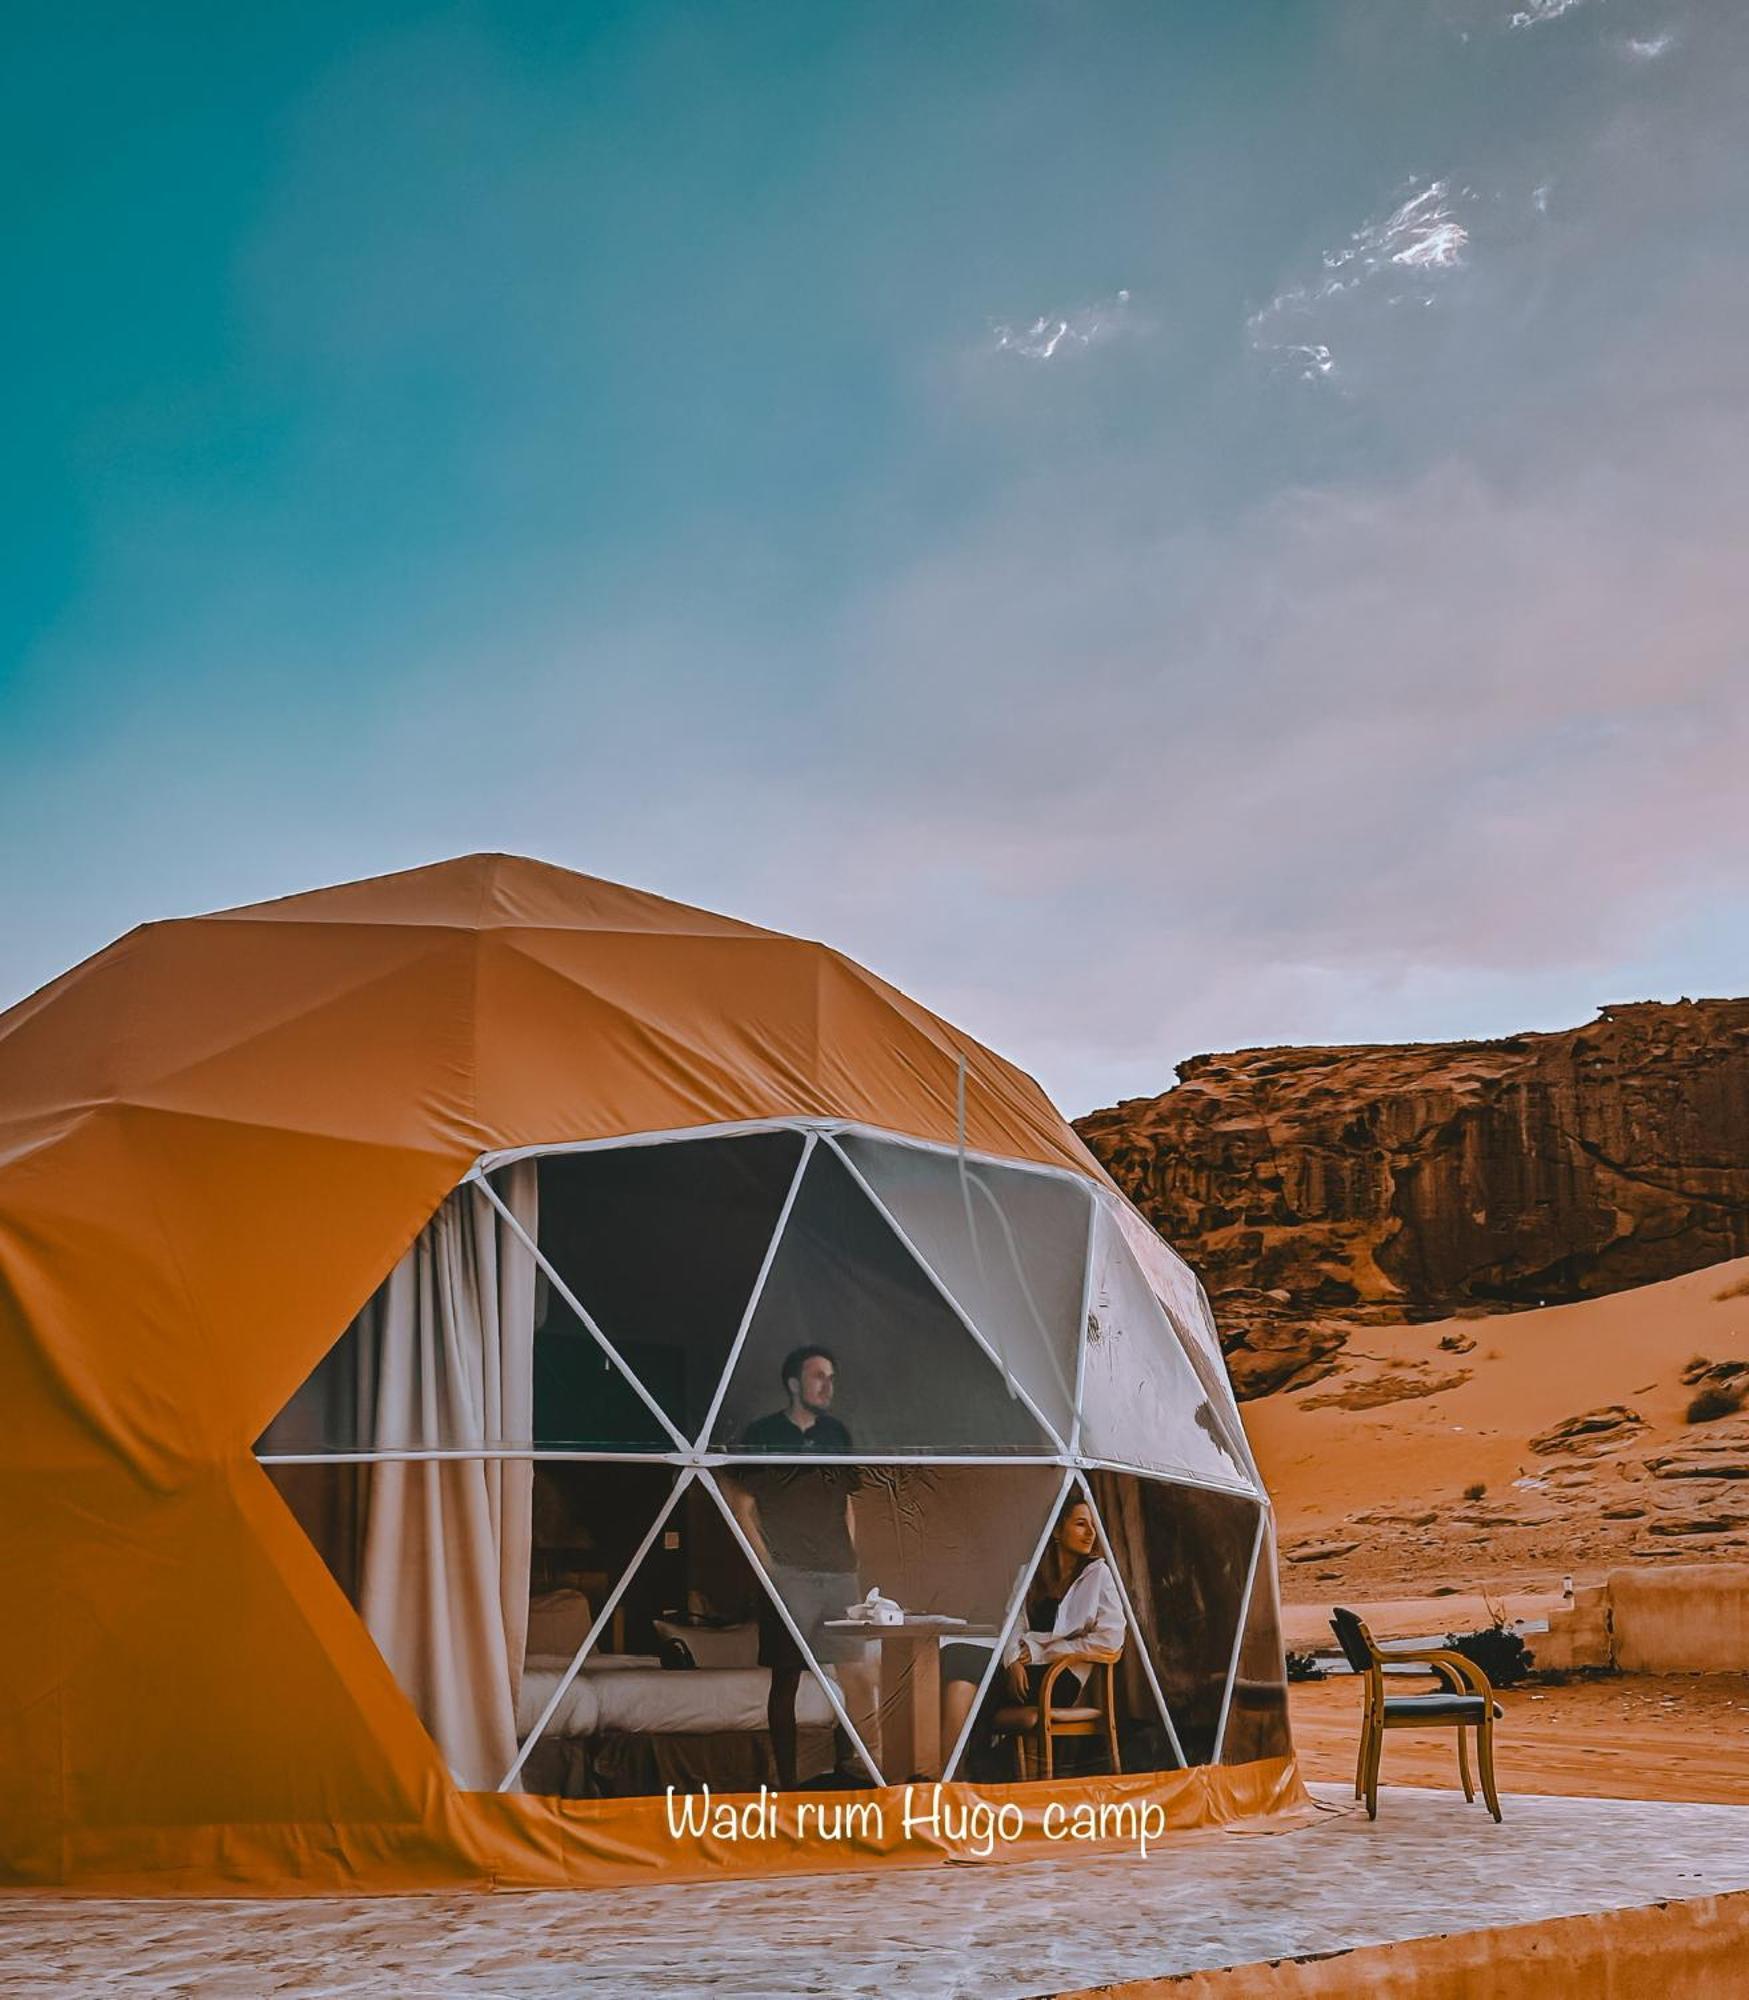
left=823, top=1616, right=998, bottom=1780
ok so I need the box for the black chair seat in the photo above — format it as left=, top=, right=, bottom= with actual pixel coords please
left=1383, top=1692, right=1493, bottom=1723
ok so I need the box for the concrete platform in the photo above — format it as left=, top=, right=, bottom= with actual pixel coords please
left=4, top=1787, right=1749, bottom=1997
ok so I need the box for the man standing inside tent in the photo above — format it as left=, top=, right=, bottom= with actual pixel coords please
left=729, top=1345, right=881, bottom=1788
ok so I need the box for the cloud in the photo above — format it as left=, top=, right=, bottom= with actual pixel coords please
left=1249, top=178, right=1474, bottom=383
left=1334, top=179, right=1471, bottom=275
left=804, top=33, right=1749, bottom=1110
left=8, top=0, right=1748, bottom=1127
left=804, top=372, right=1749, bottom=1105
left=987, top=290, right=1139, bottom=362
left=1509, top=0, right=1593, bottom=28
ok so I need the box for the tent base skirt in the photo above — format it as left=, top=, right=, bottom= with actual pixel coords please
left=2, top=1756, right=1307, bottom=1896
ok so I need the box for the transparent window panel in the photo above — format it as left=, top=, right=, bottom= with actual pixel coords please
left=1109, top=1194, right=1228, bottom=1381
left=257, top=1168, right=542, bottom=1454
left=715, top=1461, right=1063, bottom=1784
left=711, top=1143, right=1054, bottom=1456
left=516, top=1461, right=684, bottom=1790
left=531, top=1287, right=676, bottom=1451
left=262, top=1458, right=368, bottom=1600
left=834, top=1135, right=1087, bottom=1442
left=942, top=1477, right=1179, bottom=1783
left=530, top=1133, right=805, bottom=1442
left=256, top=1324, right=368, bottom=1455
left=517, top=1476, right=858, bottom=1798
left=1221, top=1518, right=1291, bottom=1766
left=1107, top=1195, right=1259, bottom=1484
left=1079, top=1216, right=1253, bottom=1490
left=1086, top=1471, right=1260, bottom=1768
left=263, top=1454, right=537, bottom=1791
left=525, top=1461, right=679, bottom=1671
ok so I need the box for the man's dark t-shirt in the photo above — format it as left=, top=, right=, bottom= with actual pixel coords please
left=738, top=1409, right=861, bottom=1572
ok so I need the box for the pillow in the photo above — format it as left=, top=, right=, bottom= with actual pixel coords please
left=650, top=1617, right=759, bottom=1669
left=526, top=1588, right=593, bottom=1658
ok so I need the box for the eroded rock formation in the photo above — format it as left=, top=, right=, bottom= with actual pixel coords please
left=1075, top=999, right=1749, bottom=1396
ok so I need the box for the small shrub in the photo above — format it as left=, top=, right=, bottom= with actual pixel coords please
left=1462, top=1481, right=1487, bottom=1501
left=1444, top=1623, right=1534, bottom=1687
left=1285, top=1649, right=1325, bottom=1683
left=1686, top=1384, right=1746, bottom=1424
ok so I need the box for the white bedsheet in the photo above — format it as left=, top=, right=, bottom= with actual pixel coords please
left=519, top=1661, right=836, bottom=1738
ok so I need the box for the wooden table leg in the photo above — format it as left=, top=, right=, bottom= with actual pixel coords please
left=881, top=1636, right=941, bottom=1781
left=912, top=1638, right=941, bottom=1779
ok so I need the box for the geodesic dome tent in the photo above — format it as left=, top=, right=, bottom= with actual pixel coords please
left=0, top=855, right=1298, bottom=1893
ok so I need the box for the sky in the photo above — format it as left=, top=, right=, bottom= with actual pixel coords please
left=5, top=0, right=1747, bottom=1115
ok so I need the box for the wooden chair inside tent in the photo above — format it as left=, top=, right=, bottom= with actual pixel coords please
left=992, top=1650, right=1123, bottom=1781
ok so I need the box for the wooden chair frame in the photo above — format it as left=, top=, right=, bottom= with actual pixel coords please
left=1332, top=1609, right=1502, bottom=1822
left=994, top=1649, right=1123, bottom=1781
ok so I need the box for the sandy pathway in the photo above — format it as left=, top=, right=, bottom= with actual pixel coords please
left=4, top=1786, right=1749, bottom=1998
left=1287, top=1672, right=1749, bottom=1806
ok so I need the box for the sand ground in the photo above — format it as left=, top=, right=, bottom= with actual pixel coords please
left=1287, top=1672, right=1749, bottom=1807
left=1246, top=1253, right=1749, bottom=1595
left=1252, top=1259, right=1749, bottom=1808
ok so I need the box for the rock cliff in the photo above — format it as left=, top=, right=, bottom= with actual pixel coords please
left=1075, top=999, right=1749, bottom=1397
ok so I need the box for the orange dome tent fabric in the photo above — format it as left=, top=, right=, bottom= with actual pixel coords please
left=0, top=854, right=1299, bottom=1893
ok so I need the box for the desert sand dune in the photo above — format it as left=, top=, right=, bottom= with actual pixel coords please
left=1247, top=1254, right=1749, bottom=1597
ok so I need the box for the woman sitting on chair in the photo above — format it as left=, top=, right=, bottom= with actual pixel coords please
left=940, top=1496, right=1125, bottom=1754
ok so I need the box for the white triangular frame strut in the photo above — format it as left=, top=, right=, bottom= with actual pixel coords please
left=823, top=1134, right=1069, bottom=1455
left=693, top=1132, right=816, bottom=1450
left=253, top=1445, right=1255, bottom=1501
left=1069, top=1187, right=1099, bottom=1456
left=699, top=1468, right=887, bottom=1788
left=265, top=1129, right=1259, bottom=1483
left=478, top=1116, right=1094, bottom=1185
left=498, top=1469, right=695, bottom=1791
left=470, top=1166, right=692, bottom=1454
left=938, top=1466, right=1075, bottom=1782
left=1087, top=1451, right=1259, bottom=1504
left=1072, top=1470, right=1190, bottom=1772
left=255, top=1125, right=1282, bottom=1788
left=1209, top=1502, right=1270, bottom=1766
left=261, top=1449, right=1262, bottom=1786
left=253, top=1447, right=1255, bottom=1498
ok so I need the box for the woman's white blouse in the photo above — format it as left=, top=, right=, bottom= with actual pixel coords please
left=1005, top=1556, right=1126, bottom=1666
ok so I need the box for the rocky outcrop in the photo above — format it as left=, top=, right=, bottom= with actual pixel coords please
left=1076, top=999, right=1749, bottom=1396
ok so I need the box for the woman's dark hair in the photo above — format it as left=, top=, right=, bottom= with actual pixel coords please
left=1027, top=1495, right=1099, bottom=1623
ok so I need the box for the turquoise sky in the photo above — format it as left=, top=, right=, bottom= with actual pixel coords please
left=6, top=0, right=1747, bottom=1110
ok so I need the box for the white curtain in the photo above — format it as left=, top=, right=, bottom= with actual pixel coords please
left=354, top=1165, right=538, bottom=1790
